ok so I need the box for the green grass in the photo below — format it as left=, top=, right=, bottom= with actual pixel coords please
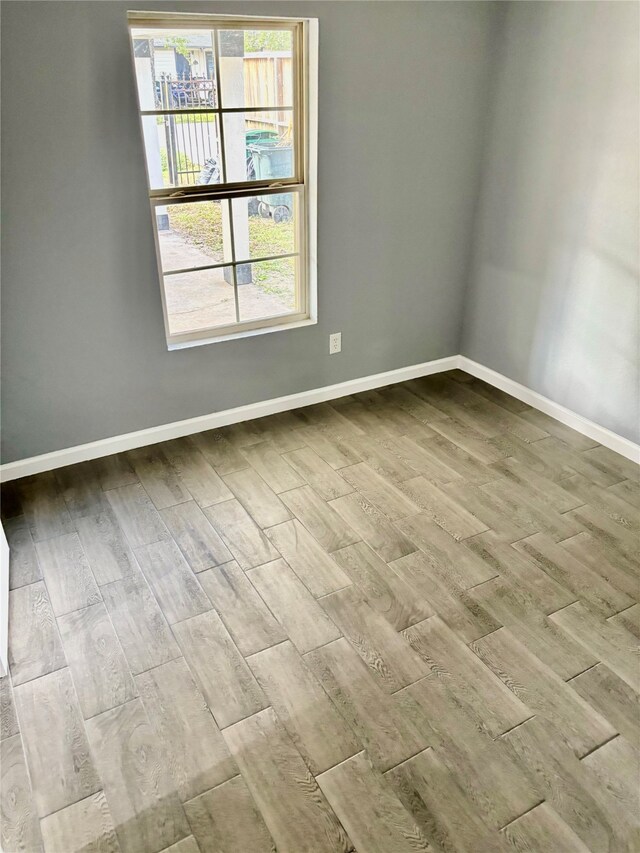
left=157, top=114, right=215, bottom=125
left=168, top=200, right=295, bottom=303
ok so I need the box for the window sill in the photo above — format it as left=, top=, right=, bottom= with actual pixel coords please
left=167, top=316, right=317, bottom=350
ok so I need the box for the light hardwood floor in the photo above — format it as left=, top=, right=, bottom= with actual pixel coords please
left=1, top=371, right=639, bottom=853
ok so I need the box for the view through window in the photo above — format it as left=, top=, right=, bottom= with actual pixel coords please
left=129, top=13, right=312, bottom=345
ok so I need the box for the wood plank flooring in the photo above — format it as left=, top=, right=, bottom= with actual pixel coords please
left=1, top=371, right=639, bottom=853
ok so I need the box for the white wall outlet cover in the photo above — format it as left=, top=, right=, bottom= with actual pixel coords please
left=329, top=332, right=342, bottom=354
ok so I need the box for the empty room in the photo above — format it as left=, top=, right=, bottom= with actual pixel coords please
left=1, top=1, right=639, bottom=851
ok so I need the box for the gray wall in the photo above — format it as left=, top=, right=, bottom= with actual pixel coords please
left=1, top=1, right=497, bottom=463
left=461, top=1, right=640, bottom=443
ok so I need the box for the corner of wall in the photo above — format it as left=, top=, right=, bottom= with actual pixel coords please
left=456, top=1, right=509, bottom=356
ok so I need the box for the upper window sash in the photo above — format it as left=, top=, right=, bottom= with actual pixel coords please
left=129, top=13, right=305, bottom=199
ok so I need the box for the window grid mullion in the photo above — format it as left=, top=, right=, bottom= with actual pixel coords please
left=140, top=106, right=294, bottom=117
left=211, top=28, right=240, bottom=322
left=163, top=251, right=299, bottom=277
left=152, top=183, right=302, bottom=206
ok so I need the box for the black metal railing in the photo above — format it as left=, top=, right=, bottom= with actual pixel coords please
left=155, top=74, right=217, bottom=110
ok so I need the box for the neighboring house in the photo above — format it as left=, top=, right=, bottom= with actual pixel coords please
left=151, top=34, right=214, bottom=81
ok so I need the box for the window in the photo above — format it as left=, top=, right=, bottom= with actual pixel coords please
left=128, top=12, right=317, bottom=347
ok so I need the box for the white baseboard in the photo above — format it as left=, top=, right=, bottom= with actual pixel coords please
left=458, top=356, right=640, bottom=464
left=1, top=353, right=637, bottom=482
left=0, top=356, right=458, bottom=482
left=0, top=526, right=8, bottom=676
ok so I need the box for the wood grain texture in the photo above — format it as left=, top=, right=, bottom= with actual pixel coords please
left=418, top=433, right=508, bottom=490
left=161, top=437, right=233, bottom=508
left=55, top=461, right=110, bottom=519
left=4, top=517, right=42, bottom=590
left=8, top=581, right=66, bottom=686
left=317, top=751, right=430, bottom=853
left=561, top=531, right=639, bottom=601
left=503, top=717, right=634, bottom=851
left=35, top=533, right=101, bottom=616
left=354, top=389, right=439, bottom=439
left=281, top=485, right=360, bottom=552
left=490, top=456, right=583, bottom=513
left=76, top=511, right=139, bottom=586
left=464, top=530, right=575, bottom=615
left=239, top=440, right=305, bottom=493
left=582, top=444, right=639, bottom=483
left=248, top=640, right=359, bottom=774
left=19, top=472, right=75, bottom=542
left=222, top=467, right=291, bottom=528
left=199, top=561, right=286, bottom=656
left=331, top=397, right=398, bottom=439
left=514, top=532, right=633, bottom=618
left=191, top=430, right=250, bottom=476
left=92, top=452, right=138, bottom=490
left=502, top=803, right=591, bottom=853
left=329, top=492, right=417, bottom=562
left=331, top=541, right=432, bottom=630
left=429, top=417, right=507, bottom=464
left=160, top=835, right=215, bottom=853
left=341, top=433, right=417, bottom=483
left=390, top=549, right=500, bottom=643
left=470, top=577, right=597, bottom=680
left=172, top=610, right=267, bottom=729
left=607, top=478, right=640, bottom=510
left=204, top=499, right=278, bottom=569
left=440, top=480, right=535, bottom=543
left=264, top=519, right=351, bottom=597
left=580, top=735, right=640, bottom=822
left=136, top=658, right=237, bottom=802
left=568, top=663, right=640, bottom=746
left=550, top=601, right=640, bottom=691
left=320, top=585, right=428, bottom=692
left=609, top=603, right=640, bottom=640
left=387, top=748, right=507, bottom=853
left=85, top=699, right=190, bottom=853
left=223, top=707, right=351, bottom=853
left=6, top=373, right=639, bottom=851
left=305, top=637, right=430, bottom=772
left=378, top=433, right=464, bottom=485
left=106, top=483, right=170, bottom=549
left=101, top=571, right=181, bottom=675
left=471, top=627, right=615, bottom=756
left=395, top=515, right=496, bottom=588
left=126, top=446, right=192, bottom=510
left=377, top=383, right=447, bottom=424
left=566, top=504, right=639, bottom=575
left=247, top=559, right=342, bottom=654
left=404, top=617, right=530, bottom=738
left=292, top=424, right=360, bottom=469
left=416, top=432, right=493, bottom=484
left=340, top=462, right=419, bottom=520
left=160, top=500, right=233, bottom=571
left=57, top=602, right=137, bottom=719
left=0, top=677, right=19, bottom=741
left=40, top=791, right=120, bottom=853
left=184, top=776, right=275, bottom=853
left=479, top=476, right=582, bottom=543
left=0, top=734, right=43, bottom=852
left=282, top=446, right=354, bottom=501
left=134, top=538, right=211, bottom=625
left=14, top=669, right=100, bottom=817
left=404, top=677, right=539, bottom=831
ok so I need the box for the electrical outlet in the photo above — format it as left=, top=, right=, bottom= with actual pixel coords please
left=329, top=332, right=342, bottom=354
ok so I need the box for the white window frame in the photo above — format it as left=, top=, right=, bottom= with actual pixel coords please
left=128, top=11, right=318, bottom=348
